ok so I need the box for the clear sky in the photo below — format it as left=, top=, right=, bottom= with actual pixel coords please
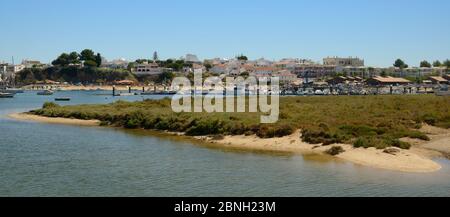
left=0, top=0, right=449, bottom=67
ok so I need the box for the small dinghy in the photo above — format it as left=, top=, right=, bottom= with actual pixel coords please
left=0, top=92, right=15, bottom=98
left=55, top=97, right=71, bottom=101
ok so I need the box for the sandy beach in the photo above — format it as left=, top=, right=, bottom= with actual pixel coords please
left=200, top=131, right=443, bottom=173
left=8, top=113, right=449, bottom=173
left=8, top=113, right=101, bottom=126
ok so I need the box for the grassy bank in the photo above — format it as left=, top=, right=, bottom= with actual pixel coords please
left=32, top=95, right=450, bottom=150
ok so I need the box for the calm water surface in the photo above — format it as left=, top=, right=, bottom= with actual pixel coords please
left=1, top=91, right=450, bottom=196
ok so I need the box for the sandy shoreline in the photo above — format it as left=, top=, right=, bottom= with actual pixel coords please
left=8, top=113, right=101, bottom=126
left=8, top=113, right=448, bottom=173
left=199, top=131, right=443, bottom=173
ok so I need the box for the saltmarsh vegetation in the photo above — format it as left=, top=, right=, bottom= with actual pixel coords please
left=31, top=95, right=450, bottom=150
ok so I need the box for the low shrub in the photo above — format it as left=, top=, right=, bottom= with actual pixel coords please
left=325, top=146, right=345, bottom=156
left=257, top=124, right=294, bottom=138
left=338, top=125, right=380, bottom=137
left=405, top=131, right=430, bottom=141
left=42, top=102, right=60, bottom=109
left=301, top=129, right=343, bottom=145
left=185, top=119, right=223, bottom=136
left=99, top=121, right=110, bottom=126
left=223, top=122, right=248, bottom=135
left=123, top=111, right=146, bottom=129
left=384, top=138, right=411, bottom=150
left=353, top=137, right=388, bottom=149
left=353, top=137, right=370, bottom=148
left=422, top=114, right=437, bottom=125
left=211, top=134, right=225, bottom=140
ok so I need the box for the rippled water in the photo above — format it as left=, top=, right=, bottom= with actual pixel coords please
left=1, top=91, right=450, bottom=196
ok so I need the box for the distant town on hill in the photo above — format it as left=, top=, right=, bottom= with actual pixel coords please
left=1, top=49, right=449, bottom=86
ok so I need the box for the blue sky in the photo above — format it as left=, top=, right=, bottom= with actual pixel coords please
left=0, top=0, right=449, bottom=67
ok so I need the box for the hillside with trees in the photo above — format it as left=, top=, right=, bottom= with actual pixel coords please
left=15, top=49, right=135, bottom=85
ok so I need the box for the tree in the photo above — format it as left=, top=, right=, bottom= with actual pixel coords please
left=52, top=52, right=79, bottom=66
left=127, top=62, right=136, bottom=72
left=420, top=60, right=431, bottom=68
left=95, top=53, right=102, bottom=67
left=80, top=49, right=96, bottom=62
left=204, top=63, right=212, bottom=71
left=84, top=60, right=98, bottom=67
left=135, top=59, right=149, bottom=64
left=69, top=52, right=81, bottom=64
left=52, top=53, right=70, bottom=66
left=433, top=60, right=442, bottom=67
left=444, top=59, right=450, bottom=71
left=394, top=59, right=408, bottom=69
left=157, top=71, right=175, bottom=83
left=237, top=55, right=248, bottom=61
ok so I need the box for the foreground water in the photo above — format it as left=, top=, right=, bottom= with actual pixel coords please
left=1, top=91, right=450, bottom=196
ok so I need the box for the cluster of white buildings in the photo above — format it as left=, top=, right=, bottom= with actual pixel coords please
left=2, top=54, right=448, bottom=85
left=200, top=56, right=368, bottom=84
left=117, top=54, right=448, bottom=85
left=0, top=59, right=48, bottom=82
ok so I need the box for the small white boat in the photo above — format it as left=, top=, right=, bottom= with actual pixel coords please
left=0, top=92, right=15, bottom=98
left=2, top=88, right=24, bottom=94
left=37, top=90, right=54, bottom=95
left=315, top=90, right=325, bottom=95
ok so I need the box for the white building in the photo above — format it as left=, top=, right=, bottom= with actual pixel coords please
left=134, top=62, right=165, bottom=76
left=323, top=56, right=364, bottom=67
left=252, top=67, right=276, bottom=77
left=275, top=58, right=315, bottom=69
left=193, top=64, right=205, bottom=74
left=7, top=64, right=25, bottom=73
left=0, top=63, right=7, bottom=74
left=102, top=58, right=129, bottom=69
left=21, top=59, right=43, bottom=68
left=273, top=70, right=298, bottom=83
left=0, top=63, right=8, bottom=82
left=185, top=54, right=201, bottom=63
left=403, top=67, right=446, bottom=76
left=210, top=64, right=227, bottom=74
left=254, top=58, right=273, bottom=67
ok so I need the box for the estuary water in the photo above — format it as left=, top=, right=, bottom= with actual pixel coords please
left=1, top=91, right=450, bottom=197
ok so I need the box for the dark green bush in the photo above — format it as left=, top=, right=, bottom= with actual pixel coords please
left=185, top=119, right=223, bottom=136
left=223, top=122, right=248, bottom=135
left=353, top=137, right=373, bottom=149
left=301, top=129, right=343, bottom=145
left=325, top=146, right=345, bottom=156
left=257, top=124, right=294, bottom=138
left=124, top=111, right=145, bottom=129
left=384, top=138, right=411, bottom=150
left=405, top=131, right=430, bottom=141
left=211, top=134, right=225, bottom=140
left=338, top=125, right=379, bottom=137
